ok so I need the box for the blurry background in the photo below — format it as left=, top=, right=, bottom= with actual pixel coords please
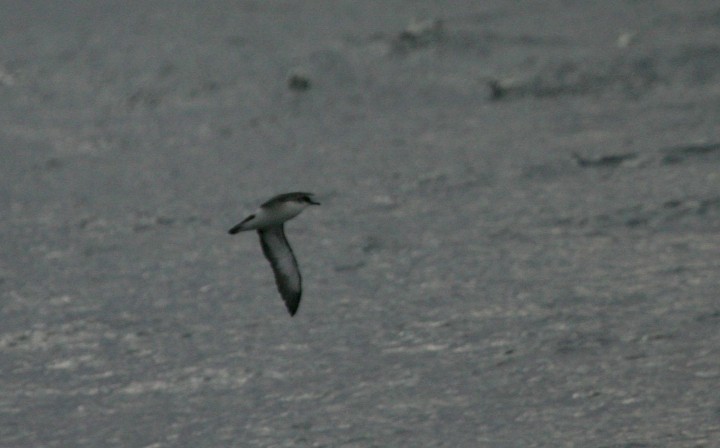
left=1, top=1, right=719, bottom=446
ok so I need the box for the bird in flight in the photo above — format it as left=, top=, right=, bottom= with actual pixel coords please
left=228, top=192, right=320, bottom=316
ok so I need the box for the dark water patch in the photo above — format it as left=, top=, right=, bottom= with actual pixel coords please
left=693, top=7, right=720, bottom=28
left=579, top=204, right=646, bottom=229
left=572, top=152, right=638, bottom=168
left=670, top=44, right=720, bottom=85
left=482, top=31, right=568, bottom=47
left=698, top=197, right=720, bottom=215
left=554, top=196, right=720, bottom=231
left=596, top=443, right=654, bottom=448
left=522, top=162, right=568, bottom=180
left=30, top=157, right=65, bottom=171
left=488, top=56, right=660, bottom=101
left=127, top=87, right=163, bottom=109
left=695, top=310, right=720, bottom=323
left=287, top=72, right=311, bottom=92
left=641, top=332, right=676, bottom=342
left=660, top=142, right=720, bottom=165
left=488, top=44, right=720, bottom=102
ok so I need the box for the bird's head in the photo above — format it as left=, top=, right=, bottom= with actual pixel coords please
left=291, top=193, right=320, bottom=207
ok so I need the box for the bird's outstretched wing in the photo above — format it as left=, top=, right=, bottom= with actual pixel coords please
left=258, top=225, right=302, bottom=316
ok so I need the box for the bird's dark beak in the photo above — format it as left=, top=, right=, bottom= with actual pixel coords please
left=309, top=199, right=321, bottom=205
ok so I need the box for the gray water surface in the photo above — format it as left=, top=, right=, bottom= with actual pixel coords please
left=1, top=2, right=719, bottom=447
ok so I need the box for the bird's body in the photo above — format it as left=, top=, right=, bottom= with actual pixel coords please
left=228, top=192, right=319, bottom=316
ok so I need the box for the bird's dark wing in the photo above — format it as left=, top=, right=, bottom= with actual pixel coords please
left=258, top=225, right=302, bottom=316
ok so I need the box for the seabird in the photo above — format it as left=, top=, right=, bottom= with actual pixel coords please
left=228, top=192, right=320, bottom=316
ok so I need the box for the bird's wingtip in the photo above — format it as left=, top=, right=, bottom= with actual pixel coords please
left=286, top=302, right=299, bottom=316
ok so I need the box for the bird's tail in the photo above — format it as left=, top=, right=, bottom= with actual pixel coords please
left=228, top=214, right=256, bottom=234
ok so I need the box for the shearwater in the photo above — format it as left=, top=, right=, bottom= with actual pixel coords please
left=228, top=192, right=320, bottom=316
